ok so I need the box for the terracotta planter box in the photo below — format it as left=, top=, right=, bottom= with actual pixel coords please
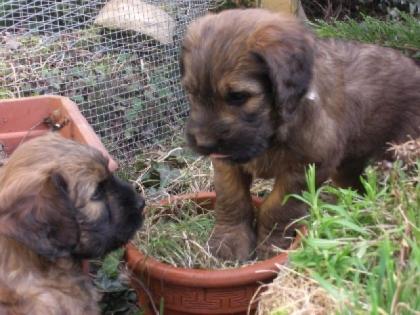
left=125, top=192, right=303, bottom=315
left=0, top=95, right=117, bottom=171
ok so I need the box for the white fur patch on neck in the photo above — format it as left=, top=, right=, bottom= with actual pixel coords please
left=305, top=87, right=319, bottom=101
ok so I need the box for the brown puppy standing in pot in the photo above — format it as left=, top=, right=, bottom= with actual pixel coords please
left=0, top=133, right=144, bottom=314
left=180, top=9, right=420, bottom=260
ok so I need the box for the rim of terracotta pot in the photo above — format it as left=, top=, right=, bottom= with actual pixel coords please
left=0, top=95, right=118, bottom=172
left=126, top=191, right=305, bottom=288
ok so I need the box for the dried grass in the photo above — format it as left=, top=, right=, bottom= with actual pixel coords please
left=133, top=198, right=259, bottom=269
left=255, top=265, right=339, bottom=315
left=132, top=146, right=214, bottom=203
left=389, top=138, right=420, bottom=167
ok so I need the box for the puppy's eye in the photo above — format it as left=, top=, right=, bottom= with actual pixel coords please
left=225, top=91, right=250, bottom=106
left=91, top=181, right=106, bottom=201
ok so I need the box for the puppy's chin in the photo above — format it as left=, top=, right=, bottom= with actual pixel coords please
left=224, top=146, right=268, bottom=164
left=188, top=136, right=270, bottom=164
left=72, top=215, right=142, bottom=259
left=215, top=145, right=268, bottom=164
left=224, top=155, right=255, bottom=164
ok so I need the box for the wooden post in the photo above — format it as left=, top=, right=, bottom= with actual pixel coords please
left=258, top=0, right=307, bottom=19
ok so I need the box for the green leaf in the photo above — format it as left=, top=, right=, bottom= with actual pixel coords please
left=101, top=248, right=124, bottom=279
left=307, top=238, right=346, bottom=249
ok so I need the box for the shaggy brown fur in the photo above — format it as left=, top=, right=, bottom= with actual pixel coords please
left=181, top=9, right=420, bottom=260
left=0, top=133, right=144, bottom=315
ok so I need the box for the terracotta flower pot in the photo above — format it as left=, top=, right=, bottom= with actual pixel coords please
left=125, top=192, right=303, bottom=315
left=0, top=95, right=117, bottom=171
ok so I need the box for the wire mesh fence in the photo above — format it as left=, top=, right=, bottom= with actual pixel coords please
left=0, top=0, right=217, bottom=162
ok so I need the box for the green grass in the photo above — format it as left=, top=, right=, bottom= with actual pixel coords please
left=288, top=163, right=419, bottom=314
left=313, top=13, right=420, bottom=59
left=134, top=200, right=217, bottom=268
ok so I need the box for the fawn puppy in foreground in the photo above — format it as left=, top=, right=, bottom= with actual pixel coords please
left=0, top=133, right=144, bottom=314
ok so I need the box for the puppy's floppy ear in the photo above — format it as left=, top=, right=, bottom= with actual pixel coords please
left=2, top=172, right=79, bottom=259
left=250, top=23, right=314, bottom=120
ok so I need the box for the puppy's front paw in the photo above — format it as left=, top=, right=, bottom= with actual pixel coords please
left=256, top=226, right=295, bottom=259
left=208, top=223, right=256, bottom=261
left=256, top=235, right=293, bottom=260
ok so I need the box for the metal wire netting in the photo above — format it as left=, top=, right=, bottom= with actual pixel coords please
left=0, top=0, right=216, bottom=161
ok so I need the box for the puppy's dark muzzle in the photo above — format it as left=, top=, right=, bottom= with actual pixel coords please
left=127, top=192, right=145, bottom=226
left=110, top=175, right=145, bottom=228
